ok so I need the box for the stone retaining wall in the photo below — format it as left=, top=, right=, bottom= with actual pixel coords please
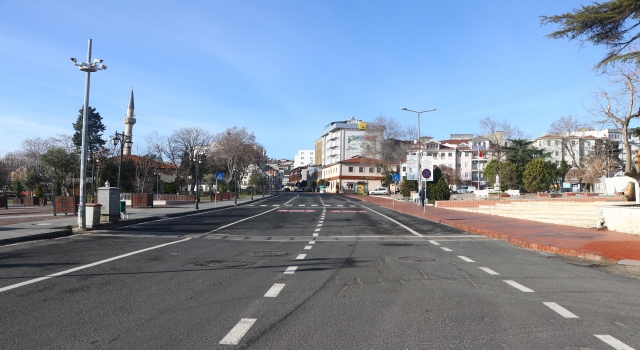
left=435, top=197, right=623, bottom=208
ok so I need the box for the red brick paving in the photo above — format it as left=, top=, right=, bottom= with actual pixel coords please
left=351, top=195, right=640, bottom=262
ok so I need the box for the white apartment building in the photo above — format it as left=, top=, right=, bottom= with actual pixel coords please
left=293, top=150, right=315, bottom=168
left=316, top=117, right=369, bottom=166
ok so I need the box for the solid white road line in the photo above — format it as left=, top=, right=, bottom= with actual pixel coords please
left=594, top=335, right=635, bottom=350
left=0, top=238, right=191, bottom=293
left=304, top=246, right=312, bottom=250
left=264, top=283, right=286, bottom=297
left=208, top=208, right=278, bottom=233
left=362, top=206, right=423, bottom=237
left=429, top=240, right=440, bottom=246
left=308, top=241, right=315, bottom=244
left=458, top=256, right=475, bottom=262
left=441, top=247, right=452, bottom=252
left=219, top=318, right=257, bottom=345
left=312, top=233, right=319, bottom=237
left=284, top=266, right=298, bottom=274
left=504, top=280, right=534, bottom=292
left=543, top=302, right=579, bottom=318
left=296, top=254, right=306, bottom=259
left=478, top=267, right=500, bottom=275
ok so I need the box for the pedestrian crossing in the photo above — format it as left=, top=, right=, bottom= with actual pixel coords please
left=247, top=204, right=358, bottom=207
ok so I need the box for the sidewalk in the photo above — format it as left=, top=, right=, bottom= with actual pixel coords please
left=351, top=194, right=640, bottom=264
left=0, top=195, right=273, bottom=245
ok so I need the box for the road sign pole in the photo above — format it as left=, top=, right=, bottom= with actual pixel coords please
left=215, top=178, right=217, bottom=206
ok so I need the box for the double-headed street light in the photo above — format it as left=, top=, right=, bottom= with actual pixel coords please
left=71, top=39, right=106, bottom=228
left=401, top=107, right=436, bottom=212
left=111, top=131, right=131, bottom=189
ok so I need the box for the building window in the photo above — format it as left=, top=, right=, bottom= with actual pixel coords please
left=348, top=167, right=354, bottom=172
left=377, top=167, right=381, bottom=173
left=465, top=162, right=469, bottom=167
left=547, top=140, right=551, bottom=146
left=402, top=166, right=406, bottom=172
left=538, top=141, right=541, bottom=147
left=555, top=140, right=559, bottom=146
left=441, top=153, right=445, bottom=158
left=359, top=167, right=364, bottom=173
left=465, top=152, right=470, bottom=157
left=464, top=172, right=469, bottom=178
left=448, top=153, right=452, bottom=157
left=369, top=167, right=374, bottom=173
left=457, top=163, right=461, bottom=168
left=555, top=151, right=559, bottom=156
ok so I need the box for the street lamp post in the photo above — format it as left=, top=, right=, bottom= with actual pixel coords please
left=111, top=131, right=130, bottom=189
left=401, top=107, right=436, bottom=213
left=154, top=172, right=160, bottom=195
left=71, top=39, right=106, bottom=228
left=193, top=155, right=202, bottom=210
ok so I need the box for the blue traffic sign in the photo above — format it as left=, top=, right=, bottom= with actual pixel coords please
left=391, top=173, right=401, bottom=183
left=215, top=172, right=225, bottom=180
left=422, top=169, right=432, bottom=179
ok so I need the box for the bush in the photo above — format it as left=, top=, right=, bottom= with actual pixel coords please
left=427, top=177, right=451, bottom=203
left=163, top=181, right=178, bottom=194
left=400, top=180, right=418, bottom=198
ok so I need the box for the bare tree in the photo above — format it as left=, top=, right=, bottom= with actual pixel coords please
left=212, top=127, right=263, bottom=194
left=548, top=115, right=591, bottom=167
left=479, top=117, right=524, bottom=160
left=588, top=62, right=640, bottom=174
left=361, top=115, right=412, bottom=172
left=438, top=165, right=463, bottom=186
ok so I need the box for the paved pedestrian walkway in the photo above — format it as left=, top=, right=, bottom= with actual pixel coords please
left=0, top=196, right=272, bottom=245
left=351, top=194, right=640, bottom=264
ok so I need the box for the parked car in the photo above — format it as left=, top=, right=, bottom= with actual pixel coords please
left=454, top=186, right=475, bottom=194
left=369, top=187, right=388, bottom=195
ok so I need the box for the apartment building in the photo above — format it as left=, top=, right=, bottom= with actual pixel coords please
left=321, top=156, right=385, bottom=193
left=293, top=150, right=315, bottom=168
left=316, top=117, right=369, bottom=166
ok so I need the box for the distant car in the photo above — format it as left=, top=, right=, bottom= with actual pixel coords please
left=369, top=187, right=388, bottom=195
left=294, top=187, right=303, bottom=192
left=282, top=188, right=290, bottom=192
left=455, top=186, right=475, bottom=194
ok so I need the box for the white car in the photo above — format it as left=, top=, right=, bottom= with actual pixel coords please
left=369, top=187, right=388, bottom=195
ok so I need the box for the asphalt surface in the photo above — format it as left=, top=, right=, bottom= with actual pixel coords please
left=0, top=193, right=638, bottom=349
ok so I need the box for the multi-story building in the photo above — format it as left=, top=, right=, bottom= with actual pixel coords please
left=317, top=117, right=369, bottom=166
left=321, top=156, right=386, bottom=193
left=293, top=150, right=315, bottom=168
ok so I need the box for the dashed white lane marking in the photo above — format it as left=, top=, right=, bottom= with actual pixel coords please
left=272, top=205, right=280, bottom=206
left=314, top=228, right=321, bottom=232
left=458, top=256, right=475, bottom=262
left=504, top=280, right=534, bottom=292
left=543, top=302, right=579, bottom=318
left=441, top=247, right=452, bottom=252
left=264, top=283, right=286, bottom=297
left=349, top=205, right=356, bottom=207
left=312, top=233, right=319, bottom=237
left=298, top=204, right=306, bottom=206
left=219, top=318, right=257, bottom=345
left=284, top=266, right=298, bottom=274
left=296, top=254, right=306, bottom=259
left=311, top=204, right=318, bottom=206
left=304, top=246, right=312, bottom=250
left=0, top=238, right=191, bottom=293
left=429, top=240, right=440, bottom=246
left=478, top=267, right=500, bottom=275
left=317, top=224, right=323, bottom=227
left=308, top=241, right=315, bottom=244
left=595, top=335, right=635, bottom=350
left=260, top=205, right=266, bottom=206
left=337, top=205, right=344, bottom=207
left=318, top=220, right=324, bottom=223
left=324, top=205, right=330, bottom=206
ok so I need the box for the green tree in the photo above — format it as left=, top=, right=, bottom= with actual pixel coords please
left=40, top=147, right=79, bottom=196
left=249, top=172, right=262, bottom=193
left=163, top=181, right=179, bottom=194
left=541, top=0, right=640, bottom=69
left=557, top=160, right=571, bottom=183
left=523, top=158, right=555, bottom=193
left=72, top=106, right=106, bottom=152
left=483, top=159, right=500, bottom=188
left=24, top=171, right=41, bottom=196
left=35, top=183, right=44, bottom=198
left=98, top=158, right=136, bottom=192
left=13, top=180, right=24, bottom=198
left=400, top=179, right=418, bottom=198
left=427, top=177, right=451, bottom=203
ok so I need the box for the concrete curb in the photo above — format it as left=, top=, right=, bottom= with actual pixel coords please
left=0, top=228, right=74, bottom=246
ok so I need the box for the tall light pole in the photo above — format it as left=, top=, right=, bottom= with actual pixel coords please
left=401, top=107, right=436, bottom=211
left=111, top=131, right=130, bottom=189
left=193, top=154, right=202, bottom=209
left=71, top=39, right=106, bottom=228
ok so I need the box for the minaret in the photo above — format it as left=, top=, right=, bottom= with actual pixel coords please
left=123, top=89, right=136, bottom=155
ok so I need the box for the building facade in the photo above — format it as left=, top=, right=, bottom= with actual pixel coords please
left=317, top=117, right=369, bottom=166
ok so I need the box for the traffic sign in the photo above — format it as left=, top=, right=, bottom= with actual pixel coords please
left=215, top=172, right=225, bottom=180
left=391, top=173, right=401, bottom=183
left=422, top=169, right=432, bottom=179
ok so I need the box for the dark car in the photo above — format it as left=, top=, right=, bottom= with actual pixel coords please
left=283, top=188, right=290, bottom=192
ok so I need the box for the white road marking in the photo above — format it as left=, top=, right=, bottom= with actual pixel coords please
left=264, top=283, right=286, bottom=297
left=504, top=280, right=534, bottom=292
left=260, top=205, right=266, bottom=206
left=317, top=224, right=322, bottom=227
left=441, top=247, right=452, bottom=252
left=308, top=241, right=315, bottom=244
left=361, top=206, right=423, bottom=237
left=272, top=204, right=280, bottom=206
left=337, top=205, right=344, bottom=207
left=296, top=254, right=306, bottom=259
left=595, top=335, right=635, bottom=350
left=324, top=205, right=330, bottom=206
left=318, top=220, right=324, bottom=223
left=298, top=204, right=305, bottom=206
left=543, top=302, right=579, bottom=318
left=208, top=208, right=278, bottom=233
left=312, top=233, right=319, bottom=237
left=315, top=228, right=321, bottom=231
left=304, top=246, right=312, bottom=250
left=311, top=204, right=318, bottom=206
left=219, top=318, right=257, bottom=345
left=478, top=267, right=500, bottom=275
left=0, top=238, right=192, bottom=293
left=429, top=240, right=440, bottom=246
left=458, top=256, right=475, bottom=262
left=284, top=266, right=298, bottom=274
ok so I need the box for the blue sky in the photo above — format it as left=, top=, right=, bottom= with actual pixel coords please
left=1, top=1, right=634, bottom=160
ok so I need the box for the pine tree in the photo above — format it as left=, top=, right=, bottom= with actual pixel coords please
left=72, top=106, right=106, bottom=152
